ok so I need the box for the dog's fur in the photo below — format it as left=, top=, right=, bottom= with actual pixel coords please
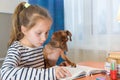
left=43, top=30, right=76, bottom=68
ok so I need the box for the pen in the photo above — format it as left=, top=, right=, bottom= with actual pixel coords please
left=111, top=61, right=115, bottom=70
left=110, top=59, right=117, bottom=80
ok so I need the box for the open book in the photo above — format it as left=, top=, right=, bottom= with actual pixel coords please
left=60, top=65, right=107, bottom=80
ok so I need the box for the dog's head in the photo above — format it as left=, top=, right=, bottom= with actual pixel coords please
left=50, top=30, right=72, bottom=51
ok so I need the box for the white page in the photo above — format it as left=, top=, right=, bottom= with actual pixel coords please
left=59, top=65, right=106, bottom=80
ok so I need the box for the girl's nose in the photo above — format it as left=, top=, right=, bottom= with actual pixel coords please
left=41, top=35, right=47, bottom=42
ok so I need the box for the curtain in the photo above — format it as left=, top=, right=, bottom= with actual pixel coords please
left=28, top=0, right=64, bottom=64
left=64, top=0, right=120, bottom=62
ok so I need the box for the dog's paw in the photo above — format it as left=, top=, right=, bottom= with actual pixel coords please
left=71, top=63, right=76, bottom=67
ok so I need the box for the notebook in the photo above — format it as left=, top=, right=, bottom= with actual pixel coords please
left=59, top=65, right=107, bottom=80
left=107, top=52, right=120, bottom=64
left=109, top=52, right=120, bottom=59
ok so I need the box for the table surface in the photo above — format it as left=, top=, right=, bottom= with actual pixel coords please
left=74, top=61, right=120, bottom=80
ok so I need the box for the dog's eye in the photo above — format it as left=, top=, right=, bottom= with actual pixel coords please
left=46, top=31, right=49, bottom=35
left=62, top=38, right=68, bottom=41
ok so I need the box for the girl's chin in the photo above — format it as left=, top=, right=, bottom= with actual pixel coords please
left=37, top=43, right=43, bottom=46
left=35, top=45, right=42, bottom=48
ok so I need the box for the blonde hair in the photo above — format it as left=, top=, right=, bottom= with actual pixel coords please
left=8, top=2, right=52, bottom=46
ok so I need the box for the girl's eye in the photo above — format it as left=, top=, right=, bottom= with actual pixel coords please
left=37, top=32, right=41, bottom=35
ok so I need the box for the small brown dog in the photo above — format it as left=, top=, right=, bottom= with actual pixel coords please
left=43, top=30, right=76, bottom=68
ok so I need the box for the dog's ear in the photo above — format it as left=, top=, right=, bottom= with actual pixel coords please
left=66, top=30, right=72, bottom=41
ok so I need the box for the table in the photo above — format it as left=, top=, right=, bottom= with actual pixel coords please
left=74, top=61, right=120, bottom=80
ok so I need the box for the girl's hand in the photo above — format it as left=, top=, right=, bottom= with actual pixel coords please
left=55, top=66, right=71, bottom=79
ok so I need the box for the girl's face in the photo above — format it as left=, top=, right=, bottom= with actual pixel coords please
left=21, top=19, right=52, bottom=48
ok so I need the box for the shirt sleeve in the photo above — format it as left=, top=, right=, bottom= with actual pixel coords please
left=0, top=48, right=56, bottom=80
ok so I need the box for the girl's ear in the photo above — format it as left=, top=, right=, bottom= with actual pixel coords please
left=21, top=25, right=27, bottom=34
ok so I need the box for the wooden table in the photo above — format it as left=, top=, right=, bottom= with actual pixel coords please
left=74, top=61, right=120, bottom=80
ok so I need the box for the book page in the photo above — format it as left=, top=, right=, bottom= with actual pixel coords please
left=76, top=65, right=106, bottom=76
left=60, top=66, right=86, bottom=80
left=59, top=65, right=106, bottom=80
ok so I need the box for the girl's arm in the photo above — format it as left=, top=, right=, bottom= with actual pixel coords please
left=0, top=48, right=56, bottom=80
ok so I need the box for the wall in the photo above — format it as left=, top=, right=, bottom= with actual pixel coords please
left=0, top=0, right=28, bottom=13
left=0, top=13, right=12, bottom=67
left=0, top=0, right=28, bottom=67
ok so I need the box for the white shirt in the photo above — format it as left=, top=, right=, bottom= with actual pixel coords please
left=0, top=41, right=56, bottom=80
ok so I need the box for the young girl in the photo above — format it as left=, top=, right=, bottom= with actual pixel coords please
left=0, top=2, right=71, bottom=80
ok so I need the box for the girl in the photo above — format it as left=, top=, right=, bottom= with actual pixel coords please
left=0, top=2, right=71, bottom=80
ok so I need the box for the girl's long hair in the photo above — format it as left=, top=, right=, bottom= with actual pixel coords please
left=8, top=2, right=52, bottom=47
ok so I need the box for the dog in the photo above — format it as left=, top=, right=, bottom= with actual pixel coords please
left=43, top=30, right=76, bottom=68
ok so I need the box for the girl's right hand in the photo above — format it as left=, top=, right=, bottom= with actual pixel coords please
left=55, top=66, right=71, bottom=79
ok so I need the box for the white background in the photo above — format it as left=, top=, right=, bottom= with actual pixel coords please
left=64, top=0, right=120, bottom=51
left=0, top=0, right=28, bottom=13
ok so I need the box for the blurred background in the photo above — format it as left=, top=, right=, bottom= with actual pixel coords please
left=0, top=0, right=120, bottom=67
